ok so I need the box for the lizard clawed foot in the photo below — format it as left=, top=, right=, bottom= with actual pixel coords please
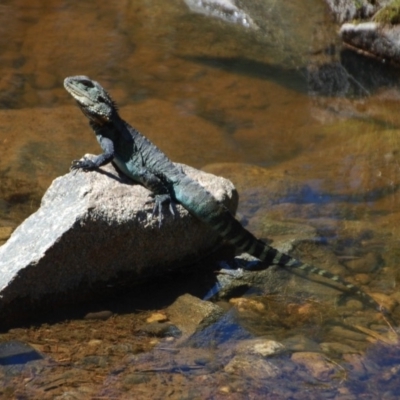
left=70, top=157, right=98, bottom=173
left=146, top=194, right=176, bottom=227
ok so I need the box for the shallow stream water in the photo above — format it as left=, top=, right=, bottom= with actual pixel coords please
left=2, top=0, right=400, bottom=398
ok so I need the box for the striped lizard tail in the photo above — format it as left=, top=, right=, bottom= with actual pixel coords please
left=206, top=208, right=384, bottom=313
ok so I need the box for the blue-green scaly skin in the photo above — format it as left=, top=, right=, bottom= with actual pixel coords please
left=64, top=75, right=383, bottom=313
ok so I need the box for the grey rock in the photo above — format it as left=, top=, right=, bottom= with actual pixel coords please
left=340, top=22, right=400, bottom=63
left=324, top=0, right=383, bottom=24
left=166, top=293, right=224, bottom=336
left=0, top=158, right=237, bottom=318
left=183, top=0, right=257, bottom=29
left=291, top=351, right=339, bottom=381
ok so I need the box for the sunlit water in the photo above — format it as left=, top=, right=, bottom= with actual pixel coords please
left=2, top=0, right=400, bottom=398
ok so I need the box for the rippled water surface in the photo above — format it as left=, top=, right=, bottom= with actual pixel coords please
left=2, top=0, right=400, bottom=398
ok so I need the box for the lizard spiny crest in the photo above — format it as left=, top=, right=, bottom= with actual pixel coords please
left=64, top=75, right=117, bottom=123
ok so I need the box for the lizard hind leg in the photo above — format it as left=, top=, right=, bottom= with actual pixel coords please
left=145, top=193, right=177, bottom=227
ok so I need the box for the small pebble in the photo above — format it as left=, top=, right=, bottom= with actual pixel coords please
left=84, top=310, right=113, bottom=320
left=146, top=312, right=168, bottom=323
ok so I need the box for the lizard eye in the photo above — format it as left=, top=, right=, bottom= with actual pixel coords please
left=97, top=95, right=106, bottom=103
left=81, top=79, right=95, bottom=88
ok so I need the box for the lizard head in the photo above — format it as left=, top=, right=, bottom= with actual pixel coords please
left=64, top=75, right=117, bottom=124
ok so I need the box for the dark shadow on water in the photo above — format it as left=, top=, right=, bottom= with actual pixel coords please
left=340, top=49, right=400, bottom=94
left=181, top=54, right=308, bottom=94
left=0, top=341, right=43, bottom=366
left=181, top=50, right=400, bottom=97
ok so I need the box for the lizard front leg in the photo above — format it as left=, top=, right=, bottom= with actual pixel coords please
left=71, top=136, right=114, bottom=171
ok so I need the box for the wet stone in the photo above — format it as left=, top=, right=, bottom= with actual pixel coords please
left=83, top=310, right=113, bottom=321
left=329, top=326, right=368, bottom=342
left=210, top=257, right=291, bottom=301
left=291, top=352, right=339, bottom=381
left=54, top=390, right=91, bottom=400
left=230, top=297, right=265, bottom=313
left=146, top=312, right=168, bottom=323
left=320, top=342, right=358, bottom=356
left=281, top=335, right=321, bottom=352
left=369, top=324, right=393, bottom=333
left=166, top=294, right=224, bottom=337
left=344, top=252, right=381, bottom=273
left=344, top=299, right=364, bottom=312
left=342, top=353, right=370, bottom=378
left=370, top=292, right=398, bottom=313
left=123, top=373, right=150, bottom=386
left=224, top=355, right=281, bottom=379
left=235, top=339, right=285, bottom=357
left=107, top=343, right=141, bottom=355
left=380, top=364, right=400, bottom=383
left=87, top=339, right=102, bottom=347
left=138, top=322, right=182, bottom=338
left=194, top=356, right=213, bottom=366
left=353, top=273, right=372, bottom=285
left=80, top=355, right=108, bottom=368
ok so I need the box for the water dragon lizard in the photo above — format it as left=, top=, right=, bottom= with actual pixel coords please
left=64, top=75, right=383, bottom=312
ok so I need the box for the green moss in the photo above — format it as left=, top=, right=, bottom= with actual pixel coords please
left=354, top=0, right=365, bottom=10
left=373, top=0, right=400, bottom=25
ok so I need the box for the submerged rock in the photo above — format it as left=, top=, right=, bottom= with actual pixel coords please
left=183, top=0, right=257, bottom=29
left=235, top=338, right=285, bottom=357
left=291, top=351, right=339, bottom=381
left=224, top=355, right=281, bottom=379
left=0, top=158, right=237, bottom=323
left=166, top=293, right=224, bottom=337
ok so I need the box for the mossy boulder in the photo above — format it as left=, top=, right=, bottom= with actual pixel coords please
left=373, top=0, right=400, bottom=25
